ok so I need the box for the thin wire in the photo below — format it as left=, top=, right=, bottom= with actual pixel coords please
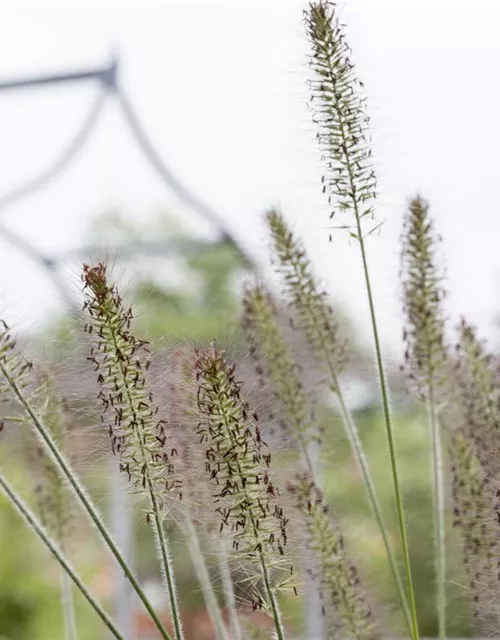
left=0, top=90, right=107, bottom=214
left=0, top=222, right=79, bottom=315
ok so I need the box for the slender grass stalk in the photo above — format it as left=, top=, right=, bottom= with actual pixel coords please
left=304, top=2, right=418, bottom=636
left=0, top=359, right=172, bottom=640
left=266, top=209, right=411, bottom=632
left=401, top=196, right=449, bottom=638
left=82, top=263, right=183, bottom=640
left=217, top=541, right=243, bottom=640
left=0, top=471, right=125, bottom=640
left=183, top=517, right=230, bottom=640
left=60, top=567, right=78, bottom=640
left=259, top=552, right=285, bottom=640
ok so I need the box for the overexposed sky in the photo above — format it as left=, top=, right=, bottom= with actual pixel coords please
left=0, top=0, right=499, bottom=357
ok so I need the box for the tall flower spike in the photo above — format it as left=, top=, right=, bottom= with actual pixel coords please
left=305, top=3, right=419, bottom=637
left=454, top=319, right=500, bottom=475
left=32, top=372, right=78, bottom=640
left=242, top=284, right=319, bottom=475
left=32, top=373, right=74, bottom=550
left=266, top=208, right=412, bottom=631
left=0, top=319, right=33, bottom=400
left=82, top=263, right=184, bottom=640
left=401, top=196, right=448, bottom=399
left=450, top=432, right=498, bottom=629
left=266, top=209, right=346, bottom=386
left=194, top=346, right=293, bottom=640
left=400, top=195, right=448, bottom=638
left=306, top=0, right=377, bottom=236
left=288, top=475, right=379, bottom=640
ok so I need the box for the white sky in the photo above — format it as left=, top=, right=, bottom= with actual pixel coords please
left=0, top=0, right=499, bottom=358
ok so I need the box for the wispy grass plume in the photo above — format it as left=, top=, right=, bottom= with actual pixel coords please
left=242, top=284, right=319, bottom=477
left=450, top=432, right=497, bottom=629
left=400, top=195, right=448, bottom=638
left=266, top=208, right=410, bottom=631
left=289, top=474, right=379, bottom=640
left=32, top=372, right=78, bottom=640
left=304, top=2, right=418, bottom=636
left=82, top=263, right=184, bottom=640
left=194, top=345, right=294, bottom=640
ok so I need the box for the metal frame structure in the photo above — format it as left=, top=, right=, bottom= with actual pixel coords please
left=0, top=56, right=256, bottom=639
left=0, top=55, right=256, bottom=313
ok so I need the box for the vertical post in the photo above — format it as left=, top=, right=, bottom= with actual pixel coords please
left=110, top=459, right=136, bottom=639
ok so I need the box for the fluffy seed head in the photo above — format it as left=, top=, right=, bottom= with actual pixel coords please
left=266, top=209, right=346, bottom=389
left=289, top=474, right=378, bottom=639
left=242, top=283, right=320, bottom=453
left=401, top=195, right=448, bottom=399
left=305, top=1, right=376, bottom=232
left=82, top=263, right=181, bottom=512
left=194, top=345, right=295, bottom=600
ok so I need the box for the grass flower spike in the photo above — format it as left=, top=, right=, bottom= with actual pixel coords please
left=305, top=3, right=418, bottom=635
left=289, top=475, right=378, bottom=640
left=306, top=0, right=376, bottom=235
left=82, top=263, right=183, bottom=640
left=400, top=195, right=448, bottom=638
left=242, top=284, right=319, bottom=475
left=266, top=208, right=410, bottom=631
left=194, top=345, right=293, bottom=640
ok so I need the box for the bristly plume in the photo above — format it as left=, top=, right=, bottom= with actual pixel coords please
left=288, top=475, right=379, bottom=639
left=450, top=432, right=498, bottom=628
left=194, top=346, right=295, bottom=612
left=82, top=263, right=184, bottom=640
left=453, top=319, right=500, bottom=475
left=242, top=284, right=320, bottom=467
left=266, top=209, right=346, bottom=390
left=401, top=195, right=448, bottom=399
left=82, top=263, right=180, bottom=508
left=305, top=0, right=377, bottom=237
left=0, top=319, right=33, bottom=402
left=32, top=372, right=74, bottom=552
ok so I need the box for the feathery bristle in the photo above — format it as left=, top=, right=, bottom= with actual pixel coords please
left=401, top=196, right=448, bottom=398
left=450, top=432, right=498, bottom=627
left=305, top=0, right=376, bottom=232
left=0, top=320, right=33, bottom=399
left=194, top=345, right=295, bottom=604
left=266, top=209, right=346, bottom=388
left=82, top=263, right=181, bottom=511
left=33, top=372, right=74, bottom=550
left=288, top=475, right=378, bottom=639
left=242, top=284, right=319, bottom=454
left=454, top=319, right=500, bottom=474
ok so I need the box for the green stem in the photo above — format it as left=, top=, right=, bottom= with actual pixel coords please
left=354, top=223, right=419, bottom=640
left=0, top=363, right=173, bottom=640
left=259, top=552, right=285, bottom=640
left=217, top=541, right=242, bottom=640
left=427, top=386, right=446, bottom=639
left=0, top=472, right=124, bottom=640
left=150, top=497, right=183, bottom=640
left=60, top=565, right=78, bottom=640
left=184, top=518, right=230, bottom=640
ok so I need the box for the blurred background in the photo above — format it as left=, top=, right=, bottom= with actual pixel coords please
left=0, top=0, right=499, bottom=638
